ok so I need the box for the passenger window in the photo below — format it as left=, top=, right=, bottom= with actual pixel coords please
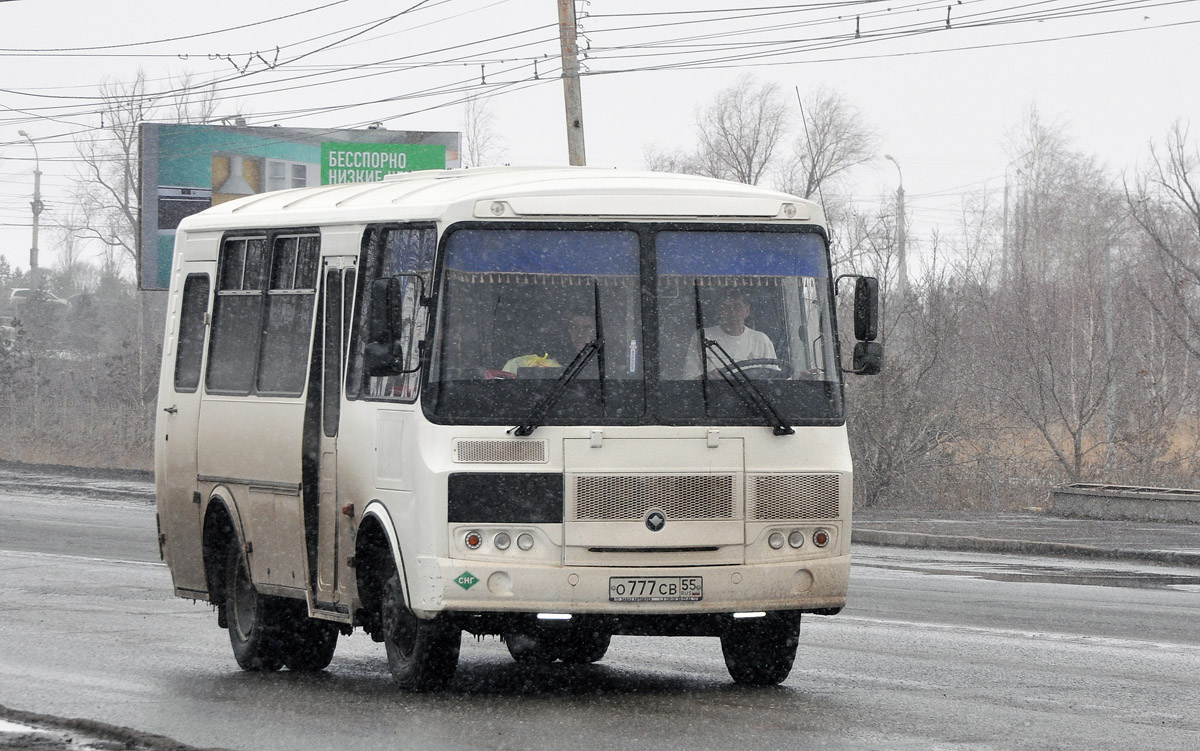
left=207, top=237, right=267, bottom=394
left=257, top=235, right=320, bottom=395
left=174, top=274, right=210, bottom=393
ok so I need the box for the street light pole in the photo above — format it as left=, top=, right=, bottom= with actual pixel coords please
left=17, top=129, right=43, bottom=291
left=884, top=154, right=908, bottom=301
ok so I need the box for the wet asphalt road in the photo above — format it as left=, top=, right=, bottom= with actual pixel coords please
left=1, top=480, right=1198, bottom=750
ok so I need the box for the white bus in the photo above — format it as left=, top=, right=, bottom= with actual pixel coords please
left=154, top=166, right=882, bottom=689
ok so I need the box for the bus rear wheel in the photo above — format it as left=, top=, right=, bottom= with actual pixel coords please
left=720, top=614, right=800, bottom=686
left=381, top=568, right=461, bottom=691
left=224, top=545, right=287, bottom=671
left=282, top=608, right=340, bottom=672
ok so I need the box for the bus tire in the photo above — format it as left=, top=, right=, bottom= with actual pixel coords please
left=282, top=610, right=339, bottom=672
left=720, top=614, right=800, bottom=686
left=382, top=568, right=460, bottom=691
left=224, top=545, right=287, bottom=672
left=558, top=631, right=611, bottom=664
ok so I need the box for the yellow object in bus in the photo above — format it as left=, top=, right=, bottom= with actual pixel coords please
left=502, top=352, right=561, bottom=375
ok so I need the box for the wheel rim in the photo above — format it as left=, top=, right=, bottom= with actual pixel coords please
left=231, top=557, right=258, bottom=641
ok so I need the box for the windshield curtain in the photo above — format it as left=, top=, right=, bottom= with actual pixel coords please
left=426, top=227, right=644, bottom=424
left=425, top=225, right=842, bottom=426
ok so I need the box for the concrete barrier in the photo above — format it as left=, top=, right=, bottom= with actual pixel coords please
left=1050, top=484, right=1200, bottom=524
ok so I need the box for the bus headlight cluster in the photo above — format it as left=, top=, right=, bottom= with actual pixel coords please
left=763, top=528, right=833, bottom=551
left=462, top=529, right=536, bottom=553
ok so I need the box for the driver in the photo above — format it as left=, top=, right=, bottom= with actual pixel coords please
left=683, top=288, right=777, bottom=379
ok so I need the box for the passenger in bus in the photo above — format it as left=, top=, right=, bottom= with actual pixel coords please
left=682, top=288, right=777, bottom=379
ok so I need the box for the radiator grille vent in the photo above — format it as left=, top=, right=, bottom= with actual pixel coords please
left=453, top=439, right=546, bottom=464
left=748, top=474, right=840, bottom=520
left=573, top=475, right=736, bottom=521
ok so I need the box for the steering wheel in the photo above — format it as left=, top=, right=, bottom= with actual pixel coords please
left=715, top=358, right=793, bottom=380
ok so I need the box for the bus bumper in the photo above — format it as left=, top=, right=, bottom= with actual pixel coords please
left=408, top=554, right=850, bottom=619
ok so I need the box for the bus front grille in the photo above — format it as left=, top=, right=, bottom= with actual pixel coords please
left=453, top=439, right=547, bottom=464
left=571, top=474, right=737, bottom=521
left=747, top=473, right=840, bottom=520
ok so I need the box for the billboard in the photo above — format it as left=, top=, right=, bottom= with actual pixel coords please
left=138, top=123, right=460, bottom=290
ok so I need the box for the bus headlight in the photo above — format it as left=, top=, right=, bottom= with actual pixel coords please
left=516, top=533, right=535, bottom=551
left=768, top=531, right=785, bottom=550
left=494, top=532, right=512, bottom=550
left=788, top=530, right=805, bottom=548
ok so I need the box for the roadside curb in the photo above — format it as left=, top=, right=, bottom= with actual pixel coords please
left=852, top=528, right=1200, bottom=568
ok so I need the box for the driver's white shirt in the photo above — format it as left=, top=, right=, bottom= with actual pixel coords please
left=683, top=325, right=776, bottom=378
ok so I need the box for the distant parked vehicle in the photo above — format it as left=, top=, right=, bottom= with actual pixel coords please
left=7, top=288, right=69, bottom=319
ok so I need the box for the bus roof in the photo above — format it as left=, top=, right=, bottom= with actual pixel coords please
left=178, top=166, right=824, bottom=232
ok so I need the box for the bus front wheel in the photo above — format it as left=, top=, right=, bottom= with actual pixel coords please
left=224, top=545, right=287, bottom=671
left=720, top=614, right=800, bottom=686
left=381, top=569, right=461, bottom=691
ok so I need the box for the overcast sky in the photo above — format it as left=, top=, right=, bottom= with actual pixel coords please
left=2, top=0, right=1197, bottom=281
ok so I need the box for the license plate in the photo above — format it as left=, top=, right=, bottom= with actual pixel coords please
left=609, top=576, right=703, bottom=602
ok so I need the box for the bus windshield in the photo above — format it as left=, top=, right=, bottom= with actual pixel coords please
left=425, top=226, right=842, bottom=427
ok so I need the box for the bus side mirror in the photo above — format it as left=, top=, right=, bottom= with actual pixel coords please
left=854, top=276, right=879, bottom=342
left=364, top=277, right=406, bottom=377
left=852, top=341, right=883, bottom=375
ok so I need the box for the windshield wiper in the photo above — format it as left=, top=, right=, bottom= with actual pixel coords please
left=509, top=283, right=606, bottom=437
left=693, top=282, right=794, bottom=436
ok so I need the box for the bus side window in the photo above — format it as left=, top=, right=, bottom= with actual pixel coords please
left=207, top=236, right=267, bottom=394
left=174, top=274, right=210, bottom=393
left=257, top=234, right=320, bottom=396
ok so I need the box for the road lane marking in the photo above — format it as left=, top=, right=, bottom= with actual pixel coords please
left=0, top=549, right=164, bottom=568
left=818, top=614, right=1198, bottom=653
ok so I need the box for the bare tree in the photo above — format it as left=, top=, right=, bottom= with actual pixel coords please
left=70, top=70, right=218, bottom=276
left=47, top=220, right=97, bottom=296
left=1127, top=120, right=1200, bottom=358
left=645, top=78, right=875, bottom=205
left=780, top=85, right=877, bottom=200
left=462, top=93, right=507, bottom=168
left=692, top=74, right=789, bottom=185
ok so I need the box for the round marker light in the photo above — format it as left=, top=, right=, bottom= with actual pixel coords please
left=516, top=533, right=535, bottom=551
left=813, top=528, right=831, bottom=548
left=788, top=530, right=805, bottom=548
left=494, top=532, right=512, bottom=551
left=464, top=531, right=483, bottom=550
left=768, top=531, right=785, bottom=550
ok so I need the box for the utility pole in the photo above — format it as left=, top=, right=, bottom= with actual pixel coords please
left=885, top=154, right=908, bottom=301
left=557, top=0, right=586, bottom=166
left=18, top=129, right=43, bottom=290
